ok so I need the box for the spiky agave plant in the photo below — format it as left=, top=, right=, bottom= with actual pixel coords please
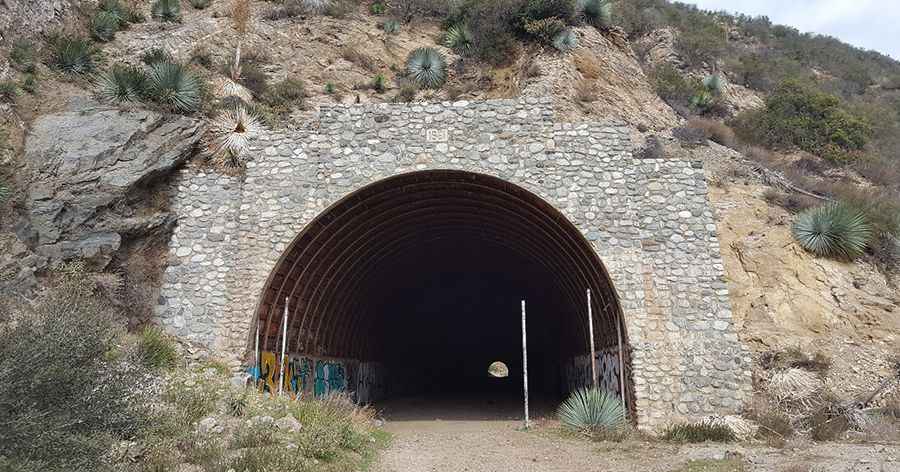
left=702, top=74, right=723, bottom=95
left=0, top=178, right=10, bottom=205
left=190, top=0, right=212, bottom=9
left=147, top=62, right=202, bottom=112
left=302, top=0, right=331, bottom=13
left=91, top=10, right=121, bottom=41
left=582, top=0, right=612, bottom=29
left=152, top=0, right=181, bottom=21
left=49, top=35, right=98, bottom=74
left=382, top=19, right=401, bottom=34
left=792, top=201, right=872, bottom=260
left=443, top=24, right=473, bottom=56
left=558, top=387, right=625, bottom=435
left=553, top=29, right=578, bottom=52
left=96, top=64, right=149, bottom=103
left=405, top=47, right=447, bottom=89
left=207, top=106, right=261, bottom=168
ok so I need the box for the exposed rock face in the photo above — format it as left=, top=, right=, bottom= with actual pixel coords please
left=20, top=103, right=203, bottom=268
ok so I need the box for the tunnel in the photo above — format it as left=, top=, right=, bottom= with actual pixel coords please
left=252, top=170, right=631, bottom=416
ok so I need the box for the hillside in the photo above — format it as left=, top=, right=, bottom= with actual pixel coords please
left=0, top=0, right=899, bottom=469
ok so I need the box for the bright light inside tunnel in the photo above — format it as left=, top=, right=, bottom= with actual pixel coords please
left=252, top=170, right=630, bottom=413
left=488, top=361, right=509, bottom=378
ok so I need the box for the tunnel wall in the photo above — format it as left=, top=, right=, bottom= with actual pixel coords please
left=155, top=97, right=752, bottom=429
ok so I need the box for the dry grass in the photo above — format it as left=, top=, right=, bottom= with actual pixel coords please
left=340, top=44, right=380, bottom=73
left=685, top=118, right=736, bottom=148
left=231, top=0, right=252, bottom=35
left=574, top=50, right=602, bottom=80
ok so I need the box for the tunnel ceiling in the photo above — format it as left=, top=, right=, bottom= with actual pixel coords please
left=255, top=170, right=624, bottom=360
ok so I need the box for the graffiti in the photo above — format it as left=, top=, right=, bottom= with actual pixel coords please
left=563, top=349, right=621, bottom=396
left=252, top=352, right=352, bottom=399
left=314, top=360, right=347, bottom=397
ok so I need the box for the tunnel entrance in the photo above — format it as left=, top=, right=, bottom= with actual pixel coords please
left=252, top=170, right=630, bottom=415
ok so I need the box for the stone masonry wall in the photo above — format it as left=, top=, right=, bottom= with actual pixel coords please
left=156, top=97, right=751, bottom=429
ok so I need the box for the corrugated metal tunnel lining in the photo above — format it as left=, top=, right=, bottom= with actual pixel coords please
left=253, top=170, right=628, bottom=398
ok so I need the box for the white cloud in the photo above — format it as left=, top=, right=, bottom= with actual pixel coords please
left=684, top=0, right=900, bottom=59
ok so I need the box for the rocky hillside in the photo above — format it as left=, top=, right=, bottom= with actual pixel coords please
left=1, top=0, right=898, bottom=408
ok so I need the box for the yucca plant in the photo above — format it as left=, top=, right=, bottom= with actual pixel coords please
left=96, top=64, right=149, bottom=103
left=702, top=74, right=723, bottom=95
left=372, top=73, right=387, bottom=93
left=190, top=0, right=212, bottom=9
left=382, top=19, right=401, bottom=34
left=152, top=0, right=182, bottom=22
left=793, top=201, right=872, bottom=260
left=405, top=47, right=447, bottom=89
left=48, top=35, right=98, bottom=75
left=582, top=0, right=612, bottom=29
left=302, top=0, right=331, bottom=13
left=383, top=19, right=401, bottom=34
left=553, top=29, right=578, bottom=52
left=0, top=81, right=18, bottom=103
left=443, top=24, right=473, bottom=56
left=690, top=89, right=714, bottom=111
left=227, top=392, right=249, bottom=417
left=91, top=10, right=121, bottom=42
left=141, top=47, right=172, bottom=65
left=558, top=387, right=625, bottom=435
left=99, top=0, right=140, bottom=24
left=0, top=178, right=10, bottom=205
left=147, top=61, right=202, bottom=112
left=207, top=106, right=261, bottom=168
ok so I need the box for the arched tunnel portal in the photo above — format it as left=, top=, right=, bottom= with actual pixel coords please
left=252, top=170, right=631, bottom=411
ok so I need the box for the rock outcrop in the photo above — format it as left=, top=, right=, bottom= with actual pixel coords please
left=19, top=103, right=203, bottom=269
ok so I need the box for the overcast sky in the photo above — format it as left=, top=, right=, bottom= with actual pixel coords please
left=684, top=0, right=900, bottom=59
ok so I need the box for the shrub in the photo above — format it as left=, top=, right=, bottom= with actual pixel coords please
left=675, top=17, right=726, bottom=68
left=743, top=397, right=794, bottom=444
left=324, top=82, right=336, bottom=94
left=47, top=35, right=98, bottom=75
left=552, top=28, right=578, bottom=52
left=99, top=0, right=143, bottom=24
left=0, top=82, right=18, bottom=103
left=405, top=47, right=448, bottom=89
left=522, top=17, right=566, bottom=43
left=235, top=61, right=269, bottom=97
left=792, top=201, right=872, bottom=260
left=383, top=18, right=401, bottom=34
left=137, top=326, right=179, bottom=370
left=370, top=1, right=386, bottom=14
left=372, top=74, right=387, bottom=93
left=0, top=280, right=150, bottom=471
left=516, top=0, right=576, bottom=28
left=19, top=74, right=38, bottom=94
left=443, top=23, right=474, bottom=55
left=10, top=40, right=37, bottom=72
left=227, top=392, right=249, bottom=417
left=557, top=388, right=625, bottom=436
left=684, top=118, right=735, bottom=148
left=673, top=125, right=709, bottom=147
left=146, top=62, right=202, bottom=112
left=661, top=421, right=736, bottom=443
left=731, top=80, right=872, bottom=162
left=141, top=47, right=172, bottom=65
left=262, top=77, right=305, bottom=111
left=392, top=81, right=418, bottom=102
left=464, top=0, right=521, bottom=65
left=581, top=0, right=612, bottom=29
left=152, top=0, right=182, bottom=21
left=91, top=10, right=122, bottom=41
left=0, top=178, right=10, bottom=204
left=95, top=64, right=149, bottom=103
left=190, top=0, right=212, bottom=9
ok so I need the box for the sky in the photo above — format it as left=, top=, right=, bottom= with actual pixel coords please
left=684, top=0, right=900, bottom=60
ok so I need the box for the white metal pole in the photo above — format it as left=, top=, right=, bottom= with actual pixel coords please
left=615, top=314, right=627, bottom=416
left=521, top=299, right=530, bottom=429
left=587, top=289, right=597, bottom=389
left=254, top=321, right=260, bottom=381
left=278, top=297, right=289, bottom=396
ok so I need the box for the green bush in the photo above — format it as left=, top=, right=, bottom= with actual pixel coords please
left=552, top=28, right=577, bottom=52
left=522, top=16, right=566, bottom=43
left=462, top=0, right=521, bottom=65
left=137, top=326, right=179, bottom=370
left=557, top=387, right=625, bottom=436
left=20, top=74, right=38, bottom=94
left=0, top=178, right=10, bottom=204
left=47, top=35, right=98, bottom=75
left=517, top=0, right=576, bottom=27
left=732, top=80, right=873, bottom=161
left=99, top=0, right=143, bottom=24
left=370, top=1, right=386, bottom=14
left=91, top=10, right=122, bottom=41
left=146, top=62, right=202, bottom=112
left=10, top=40, right=37, bottom=72
left=152, top=0, right=182, bottom=21
left=582, top=0, right=612, bottom=29
left=661, top=421, right=736, bottom=443
left=0, top=280, right=149, bottom=471
left=676, top=19, right=726, bottom=67
left=96, top=64, right=149, bottom=103
left=792, top=201, right=872, bottom=260
left=190, top=0, right=212, bottom=9
left=405, top=47, right=448, bottom=89
left=0, top=82, right=18, bottom=103
left=383, top=18, right=401, bottom=34
left=372, top=73, right=387, bottom=93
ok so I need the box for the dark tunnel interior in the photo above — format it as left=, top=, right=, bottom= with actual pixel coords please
left=253, top=170, right=626, bottom=409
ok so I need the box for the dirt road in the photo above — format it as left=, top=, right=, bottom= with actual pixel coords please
left=372, top=396, right=900, bottom=472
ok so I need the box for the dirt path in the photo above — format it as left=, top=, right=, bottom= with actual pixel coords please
left=372, top=397, right=900, bottom=472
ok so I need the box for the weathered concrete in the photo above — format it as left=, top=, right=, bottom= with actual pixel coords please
left=156, top=97, right=751, bottom=428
